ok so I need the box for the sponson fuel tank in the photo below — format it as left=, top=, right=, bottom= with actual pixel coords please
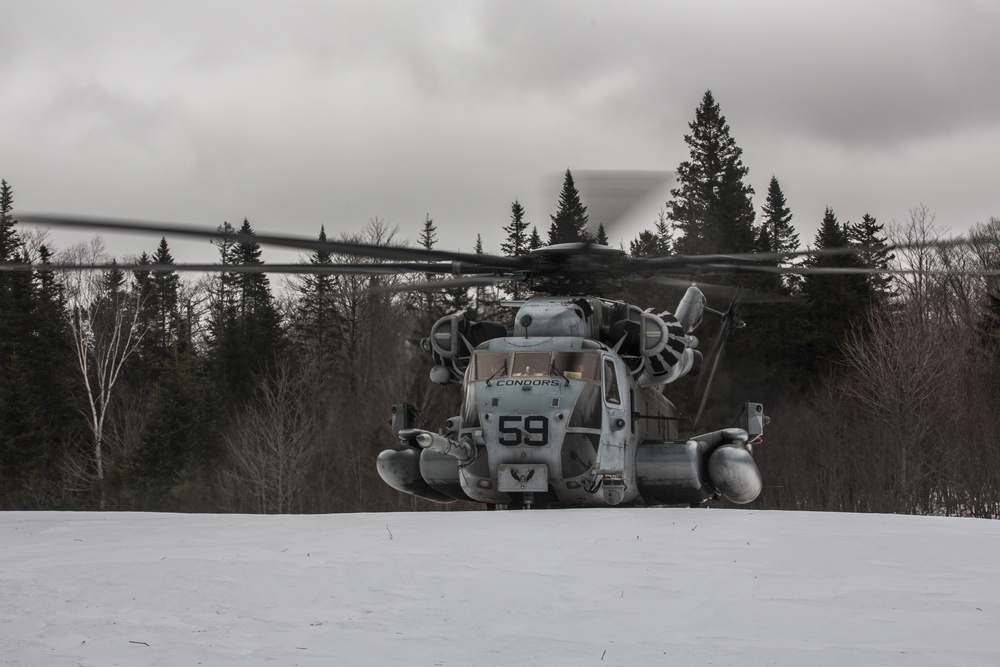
left=636, top=428, right=762, bottom=505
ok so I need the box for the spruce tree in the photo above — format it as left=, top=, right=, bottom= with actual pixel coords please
left=501, top=201, right=531, bottom=300
left=630, top=210, right=673, bottom=258
left=528, top=226, right=543, bottom=250
left=758, top=176, right=798, bottom=254
left=756, top=176, right=800, bottom=293
left=208, top=219, right=283, bottom=406
left=0, top=184, right=48, bottom=505
left=0, top=180, right=17, bottom=262
left=127, top=351, right=211, bottom=510
left=595, top=223, right=609, bottom=246
left=548, top=169, right=591, bottom=244
left=501, top=200, right=530, bottom=257
left=799, top=207, right=873, bottom=378
left=668, top=91, right=756, bottom=256
left=848, top=214, right=894, bottom=301
left=293, top=226, right=340, bottom=370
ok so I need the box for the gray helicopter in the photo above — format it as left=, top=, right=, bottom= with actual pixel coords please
left=15, top=214, right=925, bottom=510
left=377, top=243, right=766, bottom=509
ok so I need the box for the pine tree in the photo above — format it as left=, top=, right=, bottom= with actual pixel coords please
left=548, top=169, right=591, bottom=244
left=501, top=201, right=532, bottom=300
left=208, top=219, right=284, bottom=406
left=758, top=176, right=798, bottom=253
left=501, top=200, right=530, bottom=257
left=848, top=214, right=894, bottom=301
left=127, top=351, right=211, bottom=510
left=293, top=226, right=341, bottom=370
left=416, top=213, right=445, bottom=318
left=595, top=223, right=609, bottom=246
left=418, top=213, right=437, bottom=251
left=798, top=207, right=873, bottom=379
left=528, top=226, right=543, bottom=250
left=0, top=180, right=18, bottom=262
left=756, top=176, right=800, bottom=293
left=629, top=209, right=673, bottom=258
left=668, top=90, right=756, bottom=256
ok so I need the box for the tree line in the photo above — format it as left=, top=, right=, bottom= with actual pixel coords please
left=2, top=89, right=999, bottom=516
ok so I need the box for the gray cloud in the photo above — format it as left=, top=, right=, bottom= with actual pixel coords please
left=2, top=0, right=998, bottom=263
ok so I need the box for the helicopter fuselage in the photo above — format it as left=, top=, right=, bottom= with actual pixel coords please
left=377, top=291, right=764, bottom=508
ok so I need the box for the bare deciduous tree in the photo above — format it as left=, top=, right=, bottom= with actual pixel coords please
left=60, top=239, right=148, bottom=507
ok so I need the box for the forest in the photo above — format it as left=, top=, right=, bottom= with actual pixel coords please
left=2, top=90, right=999, bottom=517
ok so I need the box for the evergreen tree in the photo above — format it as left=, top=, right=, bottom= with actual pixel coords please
left=755, top=176, right=800, bottom=293
left=528, top=226, right=543, bottom=250
left=501, top=201, right=531, bottom=300
left=629, top=210, right=673, bottom=258
left=595, top=223, right=609, bottom=246
left=548, top=169, right=591, bottom=244
left=416, top=213, right=446, bottom=319
left=0, top=180, right=17, bottom=262
left=798, top=207, right=873, bottom=379
left=848, top=213, right=894, bottom=301
left=293, top=226, right=341, bottom=370
left=208, top=219, right=284, bottom=407
left=0, top=183, right=73, bottom=507
left=501, top=200, right=530, bottom=257
left=668, top=90, right=756, bottom=256
left=127, top=351, right=212, bottom=510
left=418, top=213, right=437, bottom=251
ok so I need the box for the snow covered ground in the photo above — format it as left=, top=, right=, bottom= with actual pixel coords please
left=2, top=508, right=999, bottom=666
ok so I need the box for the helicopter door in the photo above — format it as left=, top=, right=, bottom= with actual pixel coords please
left=593, top=358, right=629, bottom=503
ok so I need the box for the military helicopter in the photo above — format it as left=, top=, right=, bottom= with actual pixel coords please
left=372, top=241, right=765, bottom=509
left=9, top=212, right=951, bottom=510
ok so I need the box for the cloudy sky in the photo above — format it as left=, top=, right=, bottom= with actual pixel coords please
left=3, top=0, right=999, bottom=262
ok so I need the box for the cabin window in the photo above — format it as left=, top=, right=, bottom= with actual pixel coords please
left=569, top=385, right=602, bottom=429
left=511, top=352, right=551, bottom=377
left=603, top=359, right=621, bottom=405
left=472, top=352, right=508, bottom=381
left=461, top=383, right=481, bottom=428
left=553, top=351, right=599, bottom=381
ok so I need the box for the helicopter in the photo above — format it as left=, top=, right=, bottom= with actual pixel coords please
left=9, top=212, right=962, bottom=510
left=376, top=242, right=766, bottom=509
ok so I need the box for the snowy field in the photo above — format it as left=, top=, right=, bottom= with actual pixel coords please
left=2, top=509, right=999, bottom=666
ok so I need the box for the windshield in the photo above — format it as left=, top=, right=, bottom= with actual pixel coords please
left=511, top=352, right=551, bottom=377
left=472, top=350, right=601, bottom=381
left=553, top=351, right=599, bottom=381
left=472, top=352, right=508, bottom=380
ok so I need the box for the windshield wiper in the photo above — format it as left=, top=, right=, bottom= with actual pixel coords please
left=485, top=359, right=508, bottom=387
left=549, top=361, right=571, bottom=386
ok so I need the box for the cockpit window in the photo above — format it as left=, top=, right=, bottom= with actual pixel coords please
left=510, top=352, right=552, bottom=377
left=603, top=358, right=621, bottom=405
left=553, top=351, right=599, bottom=381
left=472, top=352, right=508, bottom=380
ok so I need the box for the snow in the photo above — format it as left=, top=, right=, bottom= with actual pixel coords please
left=2, top=509, right=999, bottom=666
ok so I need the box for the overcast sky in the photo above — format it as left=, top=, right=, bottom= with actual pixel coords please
left=3, top=0, right=999, bottom=262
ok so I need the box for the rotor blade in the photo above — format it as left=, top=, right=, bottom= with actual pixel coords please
left=690, top=263, right=1000, bottom=277
left=641, top=275, right=799, bottom=303
left=372, top=274, right=526, bottom=294
left=17, top=213, right=523, bottom=268
left=0, top=261, right=505, bottom=276
left=639, top=236, right=977, bottom=271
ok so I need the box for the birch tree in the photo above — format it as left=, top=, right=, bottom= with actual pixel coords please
left=61, top=239, right=148, bottom=505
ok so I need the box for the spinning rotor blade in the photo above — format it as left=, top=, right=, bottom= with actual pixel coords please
left=18, top=213, right=522, bottom=268
left=378, top=273, right=525, bottom=293
left=0, top=261, right=504, bottom=276
left=643, top=275, right=799, bottom=303
left=686, top=263, right=1000, bottom=278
